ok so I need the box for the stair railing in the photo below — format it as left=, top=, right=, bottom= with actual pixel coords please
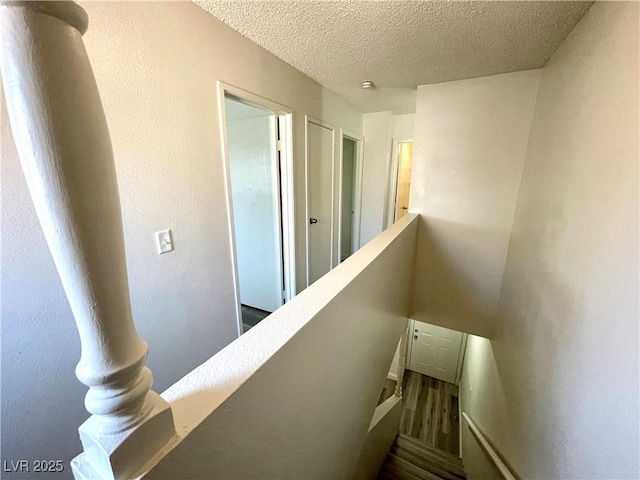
left=0, top=2, right=176, bottom=478
left=462, top=413, right=517, bottom=480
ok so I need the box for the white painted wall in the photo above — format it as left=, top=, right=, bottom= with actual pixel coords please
left=460, top=414, right=502, bottom=480
left=460, top=336, right=511, bottom=479
left=360, top=112, right=415, bottom=246
left=461, top=2, right=639, bottom=478
left=392, top=113, right=415, bottom=139
left=0, top=2, right=362, bottom=475
left=360, top=112, right=393, bottom=245
left=409, top=70, right=541, bottom=337
left=226, top=110, right=281, bottom=312
left=353, top=396, right=403, bottom=480
left=144, top=216, right=419, bottom=479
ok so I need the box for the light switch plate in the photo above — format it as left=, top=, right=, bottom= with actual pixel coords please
left=155, top=229, right=173, bottom=254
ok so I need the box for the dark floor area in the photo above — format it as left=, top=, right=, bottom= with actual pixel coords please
left=241, top=304, right=270, bottom=333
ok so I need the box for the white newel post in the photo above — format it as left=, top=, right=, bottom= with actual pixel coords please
left=0, top=2, right=176, bottom=478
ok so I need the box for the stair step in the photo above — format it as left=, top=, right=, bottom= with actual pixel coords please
left=382, top=454, right=443, bottom=480
left=392, top=446, right=466, bottom=480
left=379, top=461, right=423, bottom=480
left=396, top=434, right=464, bottom=466
left=376, top=470, right=398, bottom=480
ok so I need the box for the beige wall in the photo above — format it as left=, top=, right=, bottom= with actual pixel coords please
left=354, top=396, right=404, bottom=480
left=409, top=70, right=541, bottom=337
left=361, top=111, right=393, bottom=245
left=461, top=2, right=639, bottom=479
left=361, top=112, right=416, bottom=246
left=0, top=2, right=362, bottom=475
left=146, top=216, right=419, bottom=479
left=460, top=336, right=513, bottom=478
left=392, top=113, right=416, bottom=139
left=460, top=410, right=502, bottom=480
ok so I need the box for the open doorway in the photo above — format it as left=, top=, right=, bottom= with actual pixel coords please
left=386, top=139, right=414, bottom=227
left=338, top=132, right=364, bottom=263
left=218, top=83, right=295, bottom=336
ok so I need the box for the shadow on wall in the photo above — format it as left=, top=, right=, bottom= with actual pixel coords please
left=145, top=218, right=417, bottom=479
left=460, top=420, right=503, bottom=480
left=408, top=218, right=504, bottom=338
left=462, top=260, right=576, bottom=478
left=460, top=335, right=515, bottom=480
left=456, top=192, right=578, bottom=475
left=489, top=243, right=585, bottom=476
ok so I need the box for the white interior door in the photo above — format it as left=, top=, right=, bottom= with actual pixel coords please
left=307, top=120, right=334, bottom=285
left=408, top=320, right=463, bottom=384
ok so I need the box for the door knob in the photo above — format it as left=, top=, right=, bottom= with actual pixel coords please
left=413, top=335, right=418, bottom=340
left=401, top=206, right=408, bottom=210
left=309, top=218, right=318, bottom=224
left=414, top=329, right=418, bottom=333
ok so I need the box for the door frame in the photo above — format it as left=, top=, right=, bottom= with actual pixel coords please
left=454, top=333, right=468, bottom=385
left=385, top=137, right=414, bottom=228
left=217, top=81, right=296, bottom=337
left=337, top=129, right=364, bottom=262
left=304, top=115, right=337, bottom=287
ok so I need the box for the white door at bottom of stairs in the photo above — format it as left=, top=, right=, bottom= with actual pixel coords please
left=307, top=120, right=335, bottom=286
left=408, top=320, right=463, bottom=384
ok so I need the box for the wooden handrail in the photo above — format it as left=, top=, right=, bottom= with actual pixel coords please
left=462, top=412, right=518, bottom=480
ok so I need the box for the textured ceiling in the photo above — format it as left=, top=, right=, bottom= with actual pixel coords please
left=196, top=1, right=593, bottom=114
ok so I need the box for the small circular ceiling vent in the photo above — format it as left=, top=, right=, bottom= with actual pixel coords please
left=361, top=80, right=375, bottom=89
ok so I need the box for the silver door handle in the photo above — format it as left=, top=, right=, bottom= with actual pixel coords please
left=309, top=218, right=318, bottom=224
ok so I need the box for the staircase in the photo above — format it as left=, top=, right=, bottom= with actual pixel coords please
left=377, top=433, right=467, bottom=480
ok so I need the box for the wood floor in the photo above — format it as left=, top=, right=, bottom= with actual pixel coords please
left=398, top=370, right=460, bottom=456
left=241, top=305, right=270, bottom=333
